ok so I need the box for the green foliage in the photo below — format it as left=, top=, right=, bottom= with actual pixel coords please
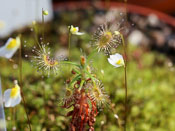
left=0, top=9, right=175, bottom=130
left=1, top=43, right=175, bottom=130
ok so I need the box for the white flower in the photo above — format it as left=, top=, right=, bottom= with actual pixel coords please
left=108, top=53, right=125, bottom=67
left=70, top=25, right=84, bottom=35
left=4, top=80, right=21, bottom=107
left=0, top=37, right=20, bottom=59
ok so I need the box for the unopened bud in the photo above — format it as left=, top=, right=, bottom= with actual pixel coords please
left=80, top=56, right=86, bottom=66
left=14, top=80, right=18, bottom=85
left=43, top=10, right=48, bottom=15
left=86, top=65, right=91, bottom=73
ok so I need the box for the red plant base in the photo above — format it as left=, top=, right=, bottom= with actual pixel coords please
left=63, top=89, right=98, bottom=131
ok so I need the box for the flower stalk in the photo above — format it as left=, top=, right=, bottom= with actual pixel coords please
left=68, top=27, right=71, bottom=60
left=42, top=8, right=45, bottom=41
left=120, top=34, right=128, bottom=131
left=19, top=37, right=32, bottom=131
left=0, top=76, right=6, bottom=131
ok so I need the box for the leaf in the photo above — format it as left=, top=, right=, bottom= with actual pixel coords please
left=69, top=74, right=81, bottom=86
left=60, top=61, right=81, bottom=68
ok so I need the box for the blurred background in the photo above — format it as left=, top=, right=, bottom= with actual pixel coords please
left=0, top=0, right=175, bottom=130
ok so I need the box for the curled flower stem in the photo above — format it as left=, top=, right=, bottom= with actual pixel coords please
left=19, top=37, right=32, bottom=131
left=120, top=34, right=128, bottom=131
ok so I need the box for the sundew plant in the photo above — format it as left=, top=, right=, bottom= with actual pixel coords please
left=1, top=1, right=175, bottom=130
left=27, top=10, right=128, bottom=131
left=0, top=8, right=130, bottom=131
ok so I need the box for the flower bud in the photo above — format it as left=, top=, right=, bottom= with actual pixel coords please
left=80, top=56, right=86, bottom=66
left=43, top=10, right=49, bottom=15
left=86, top=65, right=91, bottom=73
left=14, top=80, right=18, bottom=85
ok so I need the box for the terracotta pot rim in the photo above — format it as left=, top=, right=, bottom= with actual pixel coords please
left=53, top=1, right=175, bottom=27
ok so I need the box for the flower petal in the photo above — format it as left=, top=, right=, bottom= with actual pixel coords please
left=4, top=89, right=12, bottom=107
left=110, top=53, right=122, bottom=61
left=75, top=27, right=79, bottom=32
left=4, top=87, right=21, bottom=107
left=108, top=53, right=124, bottom=68
left=0, top=46, right=18, bottom=59
left=10, top=95, right=21, bottom=107
left=75, top=32, right=84, bottom=35
left=108, top=58, right=116, bottom=67
left=0, top=37, right=20, bottom=59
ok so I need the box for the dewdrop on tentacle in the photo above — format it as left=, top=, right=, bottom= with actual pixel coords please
left=92, top=24, right=122, bottom=55
left=88, top=80, right=109, bottom=108
left=30, top=44, right=61, bottom=76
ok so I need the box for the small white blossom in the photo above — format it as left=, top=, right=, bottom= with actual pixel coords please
left=4, top=80, right=21, bottom=107
left=70, top=25, right=84, bottom=35
left=0, top=37, right=20, bottom=59
left=108, top=53, right=125, bottom=67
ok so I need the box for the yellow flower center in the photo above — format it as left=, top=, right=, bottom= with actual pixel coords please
left=10, top=85, right=20, bottom=98
left=7, top=39, right=17, bottom=49
left=116, top=59, right=123, bottom=65
left=43, top=55, right=58, bottom=67
left=71, top=27, right=77, bottom=33
left=99, top=31, right=112, bottom=47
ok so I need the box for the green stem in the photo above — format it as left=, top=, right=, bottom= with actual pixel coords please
left=42, top=8, right=44, bottom=41
left=33, top=23, right=42, bottom=50
left=87, top=49, right=97, bottom=62
left=60, top=61, right=80, bottom=67
left=120, top=34, right=128, bottom=131
left=79, top=80, right=85, bottom=90
left=19, top=37, right=32, bottom=131
left=68, top=27, right=71, bottom=60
